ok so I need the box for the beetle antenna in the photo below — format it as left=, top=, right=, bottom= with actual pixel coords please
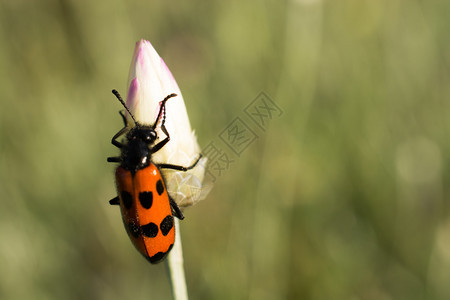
left=112, top=89, right=137, bottom=124
left=153, top=93, right=177, bottom=129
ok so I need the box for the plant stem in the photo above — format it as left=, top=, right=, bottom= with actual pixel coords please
left=166, top=218, right=189, bottom=300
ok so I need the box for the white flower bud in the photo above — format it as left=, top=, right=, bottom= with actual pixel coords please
left=124, top=39, right=211, bottom=207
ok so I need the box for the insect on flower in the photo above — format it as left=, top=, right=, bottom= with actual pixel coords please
left=107, top=40, right=211, bottom=263
left=107, top=90, right=202, bottom=263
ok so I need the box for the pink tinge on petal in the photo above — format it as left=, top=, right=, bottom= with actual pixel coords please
left=126, top=77, right=140, bottom=110
left=161, top=58, right=176, bottom=83
left=137, top=47, right=146, bottom=69
left=142, top=39, right=153, bottom=48
left=134, top=41, right=157, bottom=83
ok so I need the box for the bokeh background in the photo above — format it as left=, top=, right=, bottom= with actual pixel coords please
left=1, top=0, right=450, bottom=299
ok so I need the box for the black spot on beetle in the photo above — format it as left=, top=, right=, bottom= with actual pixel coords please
left=156, top=179, right=164, bottom=195
left=147, top=251, right=168, bottom=264
left=128, top=222, right=140, bottom=238
left=121, top=191, right=133, bottom=209
left=141, top=222, right=158, bottom=238
left=139, top=191, right=153, bottom=209
left=160, top=215, right=174, bottom=236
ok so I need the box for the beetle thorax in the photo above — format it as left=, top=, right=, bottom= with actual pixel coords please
left=121, top=126, right=157, bottom=173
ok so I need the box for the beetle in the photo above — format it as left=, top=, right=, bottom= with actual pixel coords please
left=107, top=89, right=201, bottom=263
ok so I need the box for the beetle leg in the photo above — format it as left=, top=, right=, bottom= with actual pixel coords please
left=109, top=196, right=120, bottom=205
left=157, top=154, right=202, bottom=171
left=169, top=197, right=184, bottom=220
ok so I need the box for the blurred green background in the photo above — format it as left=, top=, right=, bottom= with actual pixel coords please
left=1, top=0, right=449, bottom=299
